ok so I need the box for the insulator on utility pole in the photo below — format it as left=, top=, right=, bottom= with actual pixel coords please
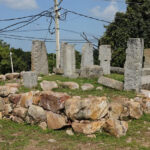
left=10, top=51, right=14, bottom=73
left=54, top=0, right=61, bottom=69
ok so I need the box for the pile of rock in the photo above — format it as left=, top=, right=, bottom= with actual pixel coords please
left=0, top=73, right=20, bottom=81
left=0, top=84, right=149, bottom=138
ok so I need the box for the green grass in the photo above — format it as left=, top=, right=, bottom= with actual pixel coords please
left=18, top=74, right=136, bottom=98
left=1, top=114, right=150, bottom=150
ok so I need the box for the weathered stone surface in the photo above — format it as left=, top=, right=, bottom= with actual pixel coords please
left=142, top=98, right=150, bottom=113
left=99, top=45, right=111, bottom=75
left=13, top=107, right=27, bottom=119
left=0, top=86, right=18, bottom=97
left=127, top=101, right=143, bottom=119
left=0, top=112, right=2, bottom=119
left=0, top=75, right=6, bottom=81
left=66, top=129, right=74, bottom=136
left=142, top=68, right=150, bottom=76
left=23, top=71, right=37, bottom=88
left=124, top=38, right=144, bottom=92
left=5, top=73, right=20, bottom=80
left=9, top=94, right=22, bottom=104
left=104, top=118, right=128, bottom=137
left=59, top=81, right=79, bottom=90
left=109, top=102, right=124, bottom=119
left=0, top=98, right=5, bottom=111
left=53, top=68, right=64, bottom=75
left=144, top=49, right=150, bottom=68
left=81, top=83, right=94, bottom=91
left=98, top=76, right=123, bottom=90
left=28, top=105, right=46, bottom=122
left=60, top=42, right=76, bottom=77
left=38, top=122, right=47, bottom=130
left=5, top=83, right=20, bottom=88
left=40, top=80, right=58, bottom=91
left=81, top=43, right=94, bottom=69
left=31, top=40, right=49, bottom=75
left=10, top=115, right=24, bottom=124
left=40, top=91, right=70, bottom=113
left=110, top=67, right=124, bottom=74
left=96, top=86, right=103, bottom=90
left=72, top=120, right=105, bottom=135
left=80, top=65, right=103, bottom=78
left=65, top=96, right=108, bottom=120
left=47, top=111, right=68, bottom=129
left=4, top=104, right=12, bottom=115
left=19, top=92, right=33, bottom=108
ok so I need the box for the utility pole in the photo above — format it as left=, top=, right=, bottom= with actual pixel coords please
left=10, top=51, right=14, bottom=73
left=54, top=0, right=60, bottom=68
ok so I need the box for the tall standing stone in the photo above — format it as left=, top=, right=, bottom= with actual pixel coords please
left=31, top=40, right=49, bottom=75
left=81, top=43, right=94, bottom=69
left=124, top=38, right=144, bottom=92
left=99, top=45, right=111, bottom=75
left=60, top=42, right=76, bottom=77
left=144, top=49, right=150, bottom=68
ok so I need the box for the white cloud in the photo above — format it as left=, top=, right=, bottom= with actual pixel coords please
left=0, top=0, right=38, bottom=10
left=90, top=1, right=118, bottom=21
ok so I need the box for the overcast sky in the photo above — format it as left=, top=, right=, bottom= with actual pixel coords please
left=0, top=0, right=126, bottom=53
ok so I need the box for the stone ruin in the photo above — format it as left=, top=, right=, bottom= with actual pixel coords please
left=31, top=40, right=49, bottom=75
left=81, top=43, right=93, bottom=69
left=99, top=45, right=111, bottom=75
left=60, top=42, right=76, bottom=78
left=124, top=38, right=144, bottom=92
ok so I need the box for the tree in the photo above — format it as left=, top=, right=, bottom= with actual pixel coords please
left=100, top=0, right=150, bottom=67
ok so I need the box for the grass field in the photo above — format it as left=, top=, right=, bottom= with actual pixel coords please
left=1, top=114, right=150, bottom=150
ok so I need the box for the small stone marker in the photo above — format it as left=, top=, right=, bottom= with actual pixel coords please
left=99, top=45, right=111, bottom=75
left=124, top=38, right=144, bottom=92
left=23, top=71, right=37, bottom=88
left=81, top=43, right=94, bottom=69
left=31, top=40, right=49, bottom=75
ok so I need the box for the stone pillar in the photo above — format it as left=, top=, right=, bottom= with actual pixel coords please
left=61, top=43, right=76, bottom=77
left=144, top=49, right=150, bottom=68
left=124, top=38, right=144, bottom=92
left=23, top=71, right=37, bottom=88
left=99, top=45, right=111, bottom=75
left=81, top=43, right=93, bottom=69
left=31, top=40, right=49, bottom=75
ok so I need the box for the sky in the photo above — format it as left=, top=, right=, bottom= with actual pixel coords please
left=0, top=0, right=126, bottom=53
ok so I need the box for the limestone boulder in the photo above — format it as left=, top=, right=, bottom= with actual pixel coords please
left=40, top=91, right=70, bottom=113
left=28, top=105, right=46, bottom=122
left=0, top=75, right=6, bottom=81
left=0, top=86, right=18, bottom=97
left=109, top=102, right=124, bottom=119
left=47, top=111, right=68, bottom=129
left=0, top=98, right=5, bottom=111
left=72, top=120, right=105, bottom=135
left=9, top=94, right=22, bottom=104
left=104, top=118, right=128, bottom=138
left=13, top=107, right=27, bottom=119
left=59, top=81, right=79, bottom=90
left=142, top=98, right=150, bottom=113
left=0, top=112, right=2, bottom=119
left=10, top=115, right=24, bottom=124
left=40, top=80, right=58, bottom=91
left=39, top=122, right=47, bottom=130
left=81, top=83, right=94, bottom=91
left=98, top=76, right=123, bottom=90
left=65, top=96, right=108, bottom=120
left=5, top=83, right=20, bottom=88
left=5, top=73, right=20, bottom=80
left=4, top=104, right=12, bottom=115
left=127, top=101, right=143, bottom=119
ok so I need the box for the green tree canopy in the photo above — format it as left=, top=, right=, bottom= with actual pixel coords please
left=100, top=0, right=150, bottom=67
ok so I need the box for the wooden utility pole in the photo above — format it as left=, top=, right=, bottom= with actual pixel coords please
left=54, top=0, right=60, bottom=68
left=10, top=51, right=14, bottom=73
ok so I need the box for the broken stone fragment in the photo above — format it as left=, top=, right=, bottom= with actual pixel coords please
left=65, top=96, right=108, bottom=120
left=40, top=80, right=58, bottom=91
left=13, top=107, right=27, bottom=119
left=81, top=83, right=94, bottom=91
left=40, top=91, right=70, bottom=113
left=72, top=120, right=105, bottom=135
left=58, top=81, right=79, bottom=90
left=47, top=111, right=68, bottom=129
left=104, top=118, right=128, bottom=138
